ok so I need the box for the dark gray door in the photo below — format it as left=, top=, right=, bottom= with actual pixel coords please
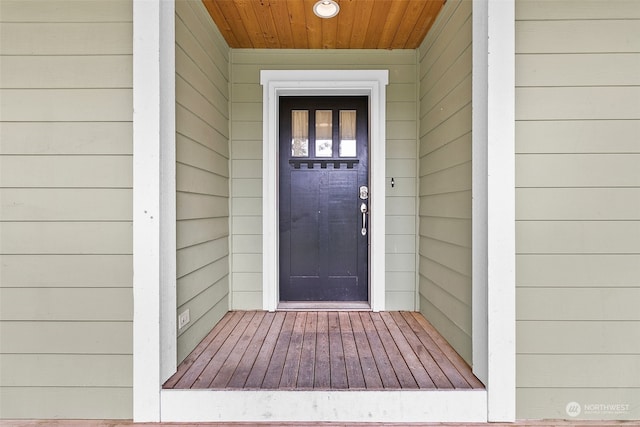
left=279, top=96, right=369, bottom=301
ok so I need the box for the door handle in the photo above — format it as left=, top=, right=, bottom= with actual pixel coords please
left=360, top=203, right=368, bottom=236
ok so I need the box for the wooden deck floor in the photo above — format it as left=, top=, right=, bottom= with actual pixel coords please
left=164, top=311, right=483, bottom=391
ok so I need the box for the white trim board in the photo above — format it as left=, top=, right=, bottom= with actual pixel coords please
left=472, top=0, right=490, bottom=391
left=133, top=0, right=159, bottom=422
left=472, top=0, right=516, bottom=422
left=161, top=389, right=487, bottom=423
left=485, top=0, right=516, bottom=421
left=259, top=70, right=389, bottom=312
left=159, top=0, right=177, bottom=387
left=132, top=0, right=176, bottom=421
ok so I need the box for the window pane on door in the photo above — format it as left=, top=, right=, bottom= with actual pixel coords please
left=316, top=110, right=332, bottom=157
left=339, top=110, right=356, bottom=157
left=291, top=110, right=309, bottom=157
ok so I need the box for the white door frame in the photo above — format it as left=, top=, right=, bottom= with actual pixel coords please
left=260, top=70, right=389, bottom=312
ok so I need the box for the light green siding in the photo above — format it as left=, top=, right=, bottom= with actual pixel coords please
left=515, top=0, right=640, bottom=420
left=229, top=50, right=419, bottom=310
left=0, top=0, right=133, bottom=419
left=417, top=0, right=472, bottom=364
left=175, top=0, right=230, bottom=363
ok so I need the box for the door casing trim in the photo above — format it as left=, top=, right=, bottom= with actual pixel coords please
left=260, top=70, right=389, bottom=312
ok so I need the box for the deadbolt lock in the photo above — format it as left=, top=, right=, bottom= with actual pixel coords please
left=359, top=185, right=369, bottom=200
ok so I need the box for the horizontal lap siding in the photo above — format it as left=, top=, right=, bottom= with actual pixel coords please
left=230, top=49, right=418, bottom=310
left=515, top=0, right=640, bottom=420
left=175, top=0, right=230, bottom=363
left=417, top=0, right=472, bottom=364
left=0, top=0, right=133, bottom=419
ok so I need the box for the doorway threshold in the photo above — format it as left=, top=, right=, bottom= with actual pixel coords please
left=278, top=301, right=371, bottom=311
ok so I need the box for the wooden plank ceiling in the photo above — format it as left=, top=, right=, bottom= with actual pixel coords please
left=202, top=0, right=446, bottom=49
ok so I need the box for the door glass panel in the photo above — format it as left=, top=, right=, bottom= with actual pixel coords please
left=315, top=110, right=333, bottom=157
left=291, top=110, right=309, bottom=157
left=339, top=110, right=356, bottom=157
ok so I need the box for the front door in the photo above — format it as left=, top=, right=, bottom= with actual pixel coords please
left=279, top=96, right=369, bottom=302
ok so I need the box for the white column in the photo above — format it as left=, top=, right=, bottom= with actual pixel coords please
left=133, top=0, right=176, bottom=421
left=487, top=0, right=516, bottom=421
left=472, top=0, right=516, bottom=421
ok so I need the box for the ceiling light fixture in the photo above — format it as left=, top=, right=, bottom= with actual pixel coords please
left=313, top=0, right=340, bottom=19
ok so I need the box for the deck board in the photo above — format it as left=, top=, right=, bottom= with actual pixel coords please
left=358, top=312, right=401, bottom=388
left=262, top=311, right=296, bottom=388
left=164, top=311, right=484, bottom=391
left=280, top=311, right=306, bottom=388
left=349, top=311, right=383, bottom=389
left=244, top=311, right=286, bottom=388
left=226, top=311, right=275, bottom=388
left=163, top=310, right=235, bottom=388
left=380, top=311, right=435, bottom=388
left=209, top=311, right=265, bottom=388
left=401, top=311, right=471, bottom=389
left=174, top=311, right=243, bottom=389
left=390, top=311, right=453, bottom=388
left=371, top=312, right=418, bottom=389
left=193, top=311, right=255, bottom=388
left=339, top=312, right=366, bottom=388
left=328, top=312, right=348, bottom=389
left=409, top=311, right=486, bottom=389
left=313, top=311, right=331, bottom=388
left=297, top=311, right=317, bottom=389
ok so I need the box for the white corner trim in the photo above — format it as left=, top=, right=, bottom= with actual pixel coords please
left=259, top=70, right=389, bottom=312
left=472, top=0, right=489, bottom=389
left=484, top=0, right=516, bottom=422
left=133, top=0, right=161, bottom=420
left=159, top=0, right=177, bottom=386
left=133, top=0, right=176, bottom=422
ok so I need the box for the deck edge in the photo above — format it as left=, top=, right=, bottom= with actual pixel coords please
left=160, top=389, right=487, bottom=423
